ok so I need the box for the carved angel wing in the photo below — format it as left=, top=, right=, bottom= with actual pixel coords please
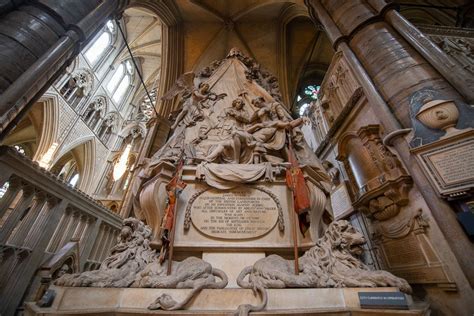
left=161, top=72, right=196, bottom=100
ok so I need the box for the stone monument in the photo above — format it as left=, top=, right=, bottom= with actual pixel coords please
left=29, top=49, right=424, bottom=315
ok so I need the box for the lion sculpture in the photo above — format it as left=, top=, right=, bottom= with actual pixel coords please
left=55, top=218, right=228, bottom=311
left=236, top=220, right=411, bottom=314
left=55, top=217, right=155, bottom=287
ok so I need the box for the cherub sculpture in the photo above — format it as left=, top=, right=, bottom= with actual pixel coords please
left=162, top=72, right=226, bottom=130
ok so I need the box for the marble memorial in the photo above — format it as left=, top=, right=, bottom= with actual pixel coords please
left=42, top=49, right=418, bottom=315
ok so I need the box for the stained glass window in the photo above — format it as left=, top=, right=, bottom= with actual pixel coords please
left=106, top=20, right=115, bottom=32
left=69, top=174, right=80, bottom=187
left=304, top=85, right=320, bottom=100
left=125, top=60, right=134, bottom=74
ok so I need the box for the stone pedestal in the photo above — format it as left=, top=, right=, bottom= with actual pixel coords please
left=25, top=286, right=429, bottom=315
left=202, top=252, right=266, bottom=288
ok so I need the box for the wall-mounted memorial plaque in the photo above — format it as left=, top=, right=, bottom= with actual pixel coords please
left=190, top=187, right=279, bottom=239
left=412, top=129, right=474, bottom=198
left=330, top=182, right=353, bottom=219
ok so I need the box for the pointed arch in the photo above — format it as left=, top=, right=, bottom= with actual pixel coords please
left=51, top=136, right=97, bottom=193
left=33, top=92, right=60, bottom=161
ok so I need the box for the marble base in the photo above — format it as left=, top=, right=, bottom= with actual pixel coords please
left=25, top=286, right=429, bottom=315
left=202, top=252, right=266, bottom=288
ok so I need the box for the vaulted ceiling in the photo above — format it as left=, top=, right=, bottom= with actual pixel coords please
left=121, top=7, right=162, bottom=95
left=174, top=0, right=334, bottom=108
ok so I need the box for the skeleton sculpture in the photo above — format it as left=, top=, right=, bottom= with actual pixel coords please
left=55, top=218, right=228, bottom=310
left=235, top=220, right=411, bottom=314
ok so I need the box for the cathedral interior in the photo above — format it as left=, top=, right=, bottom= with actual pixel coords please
left=0, top=0, right=473, bottom=315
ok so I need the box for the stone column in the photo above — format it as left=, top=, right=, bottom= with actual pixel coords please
left=79, top=218, right=102, bottom=270
left=8, top=191, right=47, bottom=247
left=95, top=225, right=111, bottom=262
left=383, top=8, right=474, bottom=103
left=0, top=176, right=21, bottom=219
left=45, top=207, right=71, bottom=253
left=0, top=199, right=68, bottom=316
left=56, top=210, right=80, bottom=250
left=0, top=184, right=34, bottom=243
left=24, top=196, right=60, bottom=249
left=0, top=0, right=130, bottom=138
left=305, top=0, right=474, bottom=285
left=89, top=223, right=106, bottom=262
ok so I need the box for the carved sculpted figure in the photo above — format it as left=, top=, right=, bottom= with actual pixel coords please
left=171, top=82, right=210, bottom=130
left=55, top=218, right=228, bottom=311
left=235, top=220, right=411, bottom=312
left=203, top=98, right=256, bottom=163
left=55, top=218, right=155, bottom=287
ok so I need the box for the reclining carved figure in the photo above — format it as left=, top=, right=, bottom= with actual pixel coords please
left=55, top=218, right=155, bottom=287
left=236, top=220, right=411, bottom=314
left=55, top=218, right=228, bottom=311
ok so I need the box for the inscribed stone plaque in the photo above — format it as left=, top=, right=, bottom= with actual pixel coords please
left=425, top=140, right=474, bottom=186
left=382, top=235, right=426, bottom=268
left=191, top=187, right=278, bottom=239
left=330, top=183, right=353, bottom=219
left=413, top=131, right=474, bottom=196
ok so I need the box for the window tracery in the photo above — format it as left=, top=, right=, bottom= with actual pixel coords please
left=296, top=84, right=321, bottom=117
left=98, top=112, right=118, bottom=144
left=59, top=69, right=94, bottom=109
left=83, top=96, right=107, bottom=131
left=107, top=60, right=134, bottom=107
left=84, top=20, right=116, bottom=66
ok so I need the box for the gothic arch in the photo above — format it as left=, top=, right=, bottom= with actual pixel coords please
left=51, top=136, right=96, bottom=193
left=128, top=0, right=183, bottom=117
left=400, top=7, right=456, bottom=26
left=98, top=111, right=120, bottom=145
left=59, top=68, right=95, bottom=109
left=83, top=95, right=108, bottom=131
left=277, top=3, right=311, bottom=105
left=33, top=92, right=60, bottom=161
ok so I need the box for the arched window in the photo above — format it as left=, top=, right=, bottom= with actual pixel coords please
left=106, top=64, right=124, bottom=92
left=98, top=112, right=117, bottom=144
left=304, top=85, right=320, bottom=100
left=106, top=60, right=134, bottom=106
left=84, top=20, right=116, bottom=65
left=296, top=84, right=321, bottom=116
left=83, top=96, right=107, bottom=130
left=59, top=69, right=93, bottom=108
left=113, top=74, right=130, bottom=103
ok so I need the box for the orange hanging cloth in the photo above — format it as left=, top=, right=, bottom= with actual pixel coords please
left=159, top=159, right=187, bottom=263
left=286, top=141, right=311, bottom=235
left=161, top=164, right=187, bottom=231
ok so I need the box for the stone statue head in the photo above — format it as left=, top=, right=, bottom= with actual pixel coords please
left=198, top=82, right=210, bottom=94
left=232, top=98, right=245, bottom=110
left=251, top=96, right=265, bottom=107
left=325, top=220, right=366, bottom=256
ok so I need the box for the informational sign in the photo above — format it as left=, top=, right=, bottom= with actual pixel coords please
left=358, top=292, right=408, bottom=310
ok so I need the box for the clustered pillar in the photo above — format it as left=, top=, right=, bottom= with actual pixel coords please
left=305, top=0, right=474, bottom=285
left=0, top=0, right=129, bottom=138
